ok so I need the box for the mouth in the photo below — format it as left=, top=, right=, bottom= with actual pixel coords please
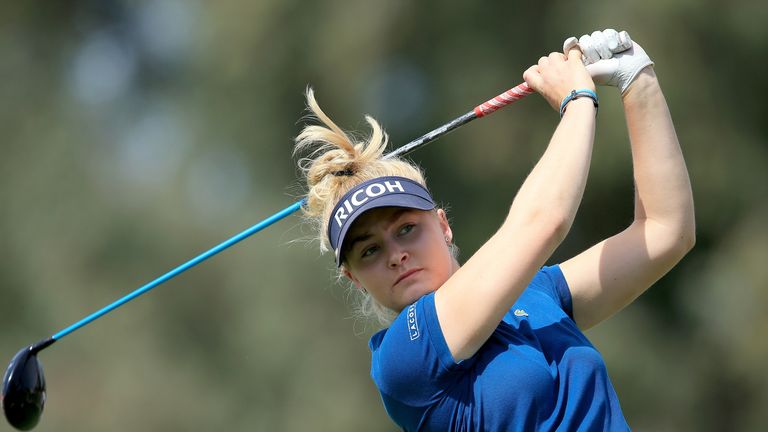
left=394, top=268, right=422, bottom=286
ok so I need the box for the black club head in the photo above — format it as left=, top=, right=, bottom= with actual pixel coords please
left=2, top=346, right=47, bottom=431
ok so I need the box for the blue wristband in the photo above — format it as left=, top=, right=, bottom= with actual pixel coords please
left=559, top=89, right=598, bottom=118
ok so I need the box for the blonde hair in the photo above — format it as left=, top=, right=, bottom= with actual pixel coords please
left=293, top=87, right=427, bottom=326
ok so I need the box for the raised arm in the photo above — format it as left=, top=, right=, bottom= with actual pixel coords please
left=559, top=34, right=696, bottom=329
left=434, top=47, right=597, bottom=361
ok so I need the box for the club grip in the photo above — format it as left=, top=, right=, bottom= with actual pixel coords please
left=473, top=83, right=535, bottom=117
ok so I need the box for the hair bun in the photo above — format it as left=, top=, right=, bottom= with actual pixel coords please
left=293, top=87, right=425, bottom=254
left=332, top=167, right=355, bottom=177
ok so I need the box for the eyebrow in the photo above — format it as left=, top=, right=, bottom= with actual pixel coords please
left=346, top=234, right=372, bottom=254
left=344, top=208, right=411, bottom=254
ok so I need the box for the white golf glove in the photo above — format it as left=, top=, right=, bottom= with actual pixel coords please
left=563, top=29, right=654, bottom=94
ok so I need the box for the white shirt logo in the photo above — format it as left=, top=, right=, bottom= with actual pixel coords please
left=406, top=303, right=420, bottom=340
left=514, top=309, right=529, bottom=317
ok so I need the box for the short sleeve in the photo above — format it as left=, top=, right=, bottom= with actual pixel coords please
left=369, top=292, right=469, bottom=408
left=528, top=265, right=574, bottom=319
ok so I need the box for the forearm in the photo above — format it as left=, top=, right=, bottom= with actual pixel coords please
left=503, top=98, right=596, bottom=240
left=435, top=47, right=597, bottom=362
left=437, top=100, right=596, bottom=360
left=624, top=69, right=695, bottom=243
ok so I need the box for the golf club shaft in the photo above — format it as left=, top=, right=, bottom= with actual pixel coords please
left=49, top=82, right=534, bottom=343
left=385, top=83, right=533, bottom=159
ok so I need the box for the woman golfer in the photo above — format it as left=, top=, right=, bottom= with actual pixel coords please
left=294, top=29, right=694, bottom=431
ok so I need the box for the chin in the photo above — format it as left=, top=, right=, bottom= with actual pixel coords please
left=399, top=283, right=436, bottom=307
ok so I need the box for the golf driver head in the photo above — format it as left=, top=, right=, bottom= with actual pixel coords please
left=2, top=346, right=47, bottom=431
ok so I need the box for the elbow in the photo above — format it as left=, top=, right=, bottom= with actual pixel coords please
left=677, top=209, right=697, bottom=256
left=670, top=229, right=695, bottom=262
left=645, top=206, right=696, bottom=261
left=550, top=213, right=573, bottom=245
left=663, top=219, right=696, bottom=262
left=680, top=223, right=696, bottom=255
left=675, top=200, right=697, bottom=256
left=535, top=207, right=575, bottom=246
left=505, top=208, right=573, bottom=247
left=635, top=216, right=696, bottom=266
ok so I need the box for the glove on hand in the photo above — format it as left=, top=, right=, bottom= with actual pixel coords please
left=563, top=29, right=654, bottom=94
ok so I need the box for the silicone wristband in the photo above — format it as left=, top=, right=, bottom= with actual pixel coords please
left=559, top=89, right=598, bottom=118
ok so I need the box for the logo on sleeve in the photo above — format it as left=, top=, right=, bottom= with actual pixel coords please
left=406, top=303, right=420, bottom=340
left=514, top=309, right=529, bottom=317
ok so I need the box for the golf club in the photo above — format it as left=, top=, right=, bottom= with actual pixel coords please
left=1, top=82, right=534, bottom=431
left=2, top=33, right=635, bottom=430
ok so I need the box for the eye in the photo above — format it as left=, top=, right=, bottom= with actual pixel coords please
left=398, top=223, right=416, bottom=236
left=361, top=245, right=379, bottom=258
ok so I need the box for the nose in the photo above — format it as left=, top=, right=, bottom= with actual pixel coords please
left=388, top=247, right=408, bottom=268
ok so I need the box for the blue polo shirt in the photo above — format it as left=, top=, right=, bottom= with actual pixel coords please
left=369, top=265, right=629, bottom=431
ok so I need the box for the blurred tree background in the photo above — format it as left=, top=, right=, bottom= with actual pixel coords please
left=1, top=1, right=766, bottom=431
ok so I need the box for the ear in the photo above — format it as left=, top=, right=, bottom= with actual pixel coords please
left=436, top=208, right=453, bottom=243
left=342, top=267, right=365, bottom=291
